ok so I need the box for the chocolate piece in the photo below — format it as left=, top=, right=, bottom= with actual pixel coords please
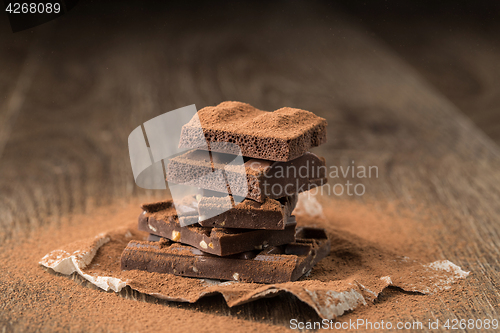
left=198, top=195, right=297, bottom=230
left=178, top=101, right=327, bottom=162
left=141, top=195, right=199, bottom=226
left=167, top=150, right=327, bottom=202
left=121, top=227, right=331, bottom=284
left=139, top=198, right=297, bottom=256
left=147, top=234, right=162, bottom=242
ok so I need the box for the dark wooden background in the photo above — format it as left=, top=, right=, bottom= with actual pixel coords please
left=1, top=1, right=500, bottom=331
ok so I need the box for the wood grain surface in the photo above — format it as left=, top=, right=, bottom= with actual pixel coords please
left=343, top=7, right=500, bottom=145
left=1, top=1, right=500, bottom=331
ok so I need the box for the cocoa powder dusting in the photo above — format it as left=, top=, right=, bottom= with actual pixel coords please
left=0, top=196, right=470, bottom=331
left=193, top=101, right=326, bottom=140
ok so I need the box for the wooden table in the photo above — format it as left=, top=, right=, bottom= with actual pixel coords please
left=1, top=2, right=499, bottom=331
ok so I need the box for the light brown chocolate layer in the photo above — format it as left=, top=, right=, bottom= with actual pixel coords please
left=167, top=150, right=327, bottom=202
left=178, top=101, right=327, bottom=162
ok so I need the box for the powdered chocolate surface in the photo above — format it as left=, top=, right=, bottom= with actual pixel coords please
left=30, top=195, right=470, bottom=332
left=178, top=101, right=328, bottom=161
left=0, top=195, right=474, bottom=332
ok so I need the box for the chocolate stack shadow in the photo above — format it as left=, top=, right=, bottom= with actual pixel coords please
left=121, top=102, right=331, bottom=284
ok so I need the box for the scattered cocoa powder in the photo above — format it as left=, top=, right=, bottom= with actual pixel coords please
left=0, top=196, right=471, bottom=332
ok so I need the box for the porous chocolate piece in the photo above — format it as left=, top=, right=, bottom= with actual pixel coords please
left=167, top=150, right=327, bottom=202
left=178, top=101, right=327, bottom=162
left=198, top=195, right=297, bottom=230
left=139, top=198, right=297, bottom=256
left=121, top=227, right=331, bottom=284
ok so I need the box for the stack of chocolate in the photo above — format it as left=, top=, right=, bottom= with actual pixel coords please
left=121, top=102, right=331, bottom=284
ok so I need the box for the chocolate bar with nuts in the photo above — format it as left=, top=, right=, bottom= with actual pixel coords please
left=139, top=197, right=296, bottom=256
left=198, top=194, right=297, bottom=230
left=178, top=101, right=327, bottom=162
left=167, top=150, right=327, bottom=202
left=121, top=227, right=331, bottom=283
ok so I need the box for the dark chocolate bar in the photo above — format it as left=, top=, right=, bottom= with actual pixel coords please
left=167, top=150, right=327, bottom=202
left=178, top=101, right=327, bottom=162
left=198, top=195, right=297, bottom=230
left=139, top=197, right=297, bottom=256
left=121, top=227, right=331, bottom=283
